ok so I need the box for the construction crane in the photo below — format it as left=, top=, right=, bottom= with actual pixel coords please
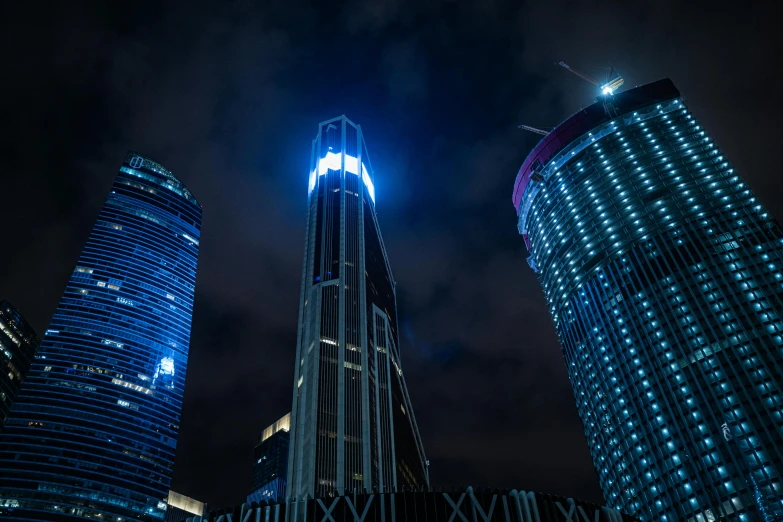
left=516, top=61, right=624, bottom=135
left=556, top=61, right=624, bottom=95
left=517, top=124, right=550, bottom=136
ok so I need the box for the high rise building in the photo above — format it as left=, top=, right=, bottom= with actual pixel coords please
left=165, top=491, right=206, bottom=522
left=0, top=301, right=40, bottom=431
left=0, top=151, right=202, bottom=521
left=288, top=116, right=428, bottom=499
left=513, top=78, right=783, bottom=521
left=248, top=413, right=290, bottom=504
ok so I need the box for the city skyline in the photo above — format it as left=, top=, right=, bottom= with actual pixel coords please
left=0, top=1, right=780, bottom=511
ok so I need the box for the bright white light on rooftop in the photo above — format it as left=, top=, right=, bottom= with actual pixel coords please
left=310, top=152, right=375, bottom=203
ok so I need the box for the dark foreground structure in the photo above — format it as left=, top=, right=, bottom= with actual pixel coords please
left=513, top=78, right=783, bottom=521
left=172, top=487, right=640, bottom=522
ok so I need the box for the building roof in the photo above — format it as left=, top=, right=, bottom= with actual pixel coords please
left=123, top=150, right=201, bottom=208
left=167, top=490, right=206, bottom=516
left=260, top=412, right=291, bottom=443
left=512, top=78, right=681, bottom=214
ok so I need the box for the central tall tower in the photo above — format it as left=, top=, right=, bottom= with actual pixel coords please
left=287, top=116, right=428, bottom=499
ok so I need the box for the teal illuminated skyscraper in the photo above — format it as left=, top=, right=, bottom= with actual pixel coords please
left=513, top=79, right=783, bottom=521
left=0, top=152, right=201, bottom=521
left=287, top=116, right=428, bottom=499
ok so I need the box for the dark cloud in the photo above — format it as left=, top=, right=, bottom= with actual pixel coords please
left=1, top=0, right=780, bottom=510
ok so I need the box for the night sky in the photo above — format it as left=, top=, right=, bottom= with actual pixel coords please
left=1, top=1, right=781, bottom=510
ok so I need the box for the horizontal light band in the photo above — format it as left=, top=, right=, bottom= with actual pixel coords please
left=309, top=152, right=375, bottom=203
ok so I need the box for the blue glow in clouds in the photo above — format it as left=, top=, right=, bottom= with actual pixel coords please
left=310, top=152, right=375, bottom=203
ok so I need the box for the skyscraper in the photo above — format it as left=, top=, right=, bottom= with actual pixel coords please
left=248, top=413, right=290, bottom=504
left=288, top=116, right=428, bottom=499
left=0, top=151, right=201, bottom=521
left=513, top=79, right=783, bottom=521
left=0, top=301, right=40, bottom=431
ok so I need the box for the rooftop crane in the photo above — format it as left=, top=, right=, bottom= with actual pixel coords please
left=556, top=61, right=624, bottom=95
left=517, top=124, right=550, bottom=136
left=516, top=61, right=625, bottom=136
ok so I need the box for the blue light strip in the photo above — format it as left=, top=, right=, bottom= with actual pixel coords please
left=308, top=152, right=375, bottom=203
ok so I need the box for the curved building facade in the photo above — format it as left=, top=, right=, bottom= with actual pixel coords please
left=513, top=80, right=783, bottom=521
left=288, top=116, right=428, bottom=500
left=0, top=152, right=201, bottom=521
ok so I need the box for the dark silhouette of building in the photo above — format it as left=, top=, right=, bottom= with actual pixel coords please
left=248, top=413, right=290, bottom=503
left=288, top=116, right=428, bottom=499
left=170, top=487, right=641, bottom=522
left=513, top=78, right=783, bottom=521
left=0, top=151, right=202, bottom=521
left=0, top=301, right=40, bottom=431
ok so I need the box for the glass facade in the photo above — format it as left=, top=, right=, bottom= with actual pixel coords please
left=514, top=79, right=783, bottom=521
left=0, top=151, right=201, bottom=521
left=248, top=413, right=290, bottom=504
left=288, top=116, right=428, bottom=499
left=0, top=301, right=40, bottom=432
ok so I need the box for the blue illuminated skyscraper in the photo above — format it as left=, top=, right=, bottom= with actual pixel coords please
left=287, top=116, right=428, bottom=499
left=0, top=152, right=201, bottom=521
left=513, top=79, right=783, bottom=521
